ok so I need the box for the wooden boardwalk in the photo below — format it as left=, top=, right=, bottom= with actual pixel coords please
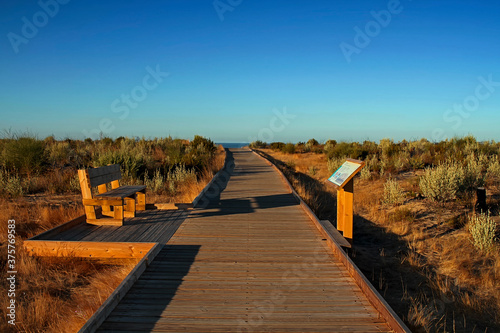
left=95, top=149, right=396, bottom=332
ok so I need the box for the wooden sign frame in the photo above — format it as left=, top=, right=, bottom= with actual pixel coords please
left=326, top=158, right=365, bottom=244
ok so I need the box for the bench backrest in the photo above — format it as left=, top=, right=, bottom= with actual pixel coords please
left=87, top=164, right=121, bottom=187
left=78, top=164, right=122, bottom=199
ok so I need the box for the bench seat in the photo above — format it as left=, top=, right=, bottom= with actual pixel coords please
left=94, top=185, right=147, bottom=200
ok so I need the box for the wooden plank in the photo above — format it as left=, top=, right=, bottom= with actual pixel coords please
left=23, top=241, right=156, bottom=258
left=83, top=198, right=123, bottom=206
left=342, top=177, right=354, bottom=243
left=51, top=224, right=98, bottom=241
left=337, top=187, right=345, bottom=232
left=86, top=218, right=123, bottom=226
left=319, top=220, right=351, bottom=248
left=95, top=185, right=146, bottom=200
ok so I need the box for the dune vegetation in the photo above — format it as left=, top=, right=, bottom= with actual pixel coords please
left=251, top=136, right=500, bottom=333
left=0, top=134, right=225, bottom=332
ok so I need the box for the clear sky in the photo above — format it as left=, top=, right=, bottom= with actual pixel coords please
left=1, top=0, right=499, bottom=143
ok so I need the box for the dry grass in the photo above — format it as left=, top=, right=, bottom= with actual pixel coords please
left=0, top=250, right=135, bottom=333
left=0, top=199, right=135, bottom=332
left=258, top=148, right=500, bottom=332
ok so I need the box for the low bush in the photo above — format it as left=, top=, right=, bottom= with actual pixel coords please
left=0, top=169, right=26, bottom=197
left=360, top=166, right=371, bottom=180
left=144, top=169, right=166, bottom=194
left=282, top=143, right=296, bottom=154
left=460, top=153, right=487, bottom=192
left=270, top=142, right=285, bottom=151
left=468, top=212, right=497, bottom=252
left=382, top=178, right=405, bottom=206
left=419, top=162, right=464, bottom=202
left=2, top=136, right=46, bottom=175
left=327, top=156, right=346, bottom=174
left=249, top=141, right=267, bottom=149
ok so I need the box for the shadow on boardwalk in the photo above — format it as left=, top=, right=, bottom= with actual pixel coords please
left=98, top=245, right=200, bottom=332
left=191, top=193, right=300, bottom=219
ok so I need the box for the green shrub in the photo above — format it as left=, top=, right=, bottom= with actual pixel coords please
left=46, top=141, right=72, bottom=166
left=409, top=155, right=425, bottom=170
left=145, top=169, right=166, bottom=193
left=486, top=157, right=500, bottom=187
left=168, top=164, right=196, bottom=183
left=360, top=166, right=371, bottom=180
left=94, top=150, right=146, bottom=180
left=190, top=135, right=216, bottom=154
left=295, top=142, right=305, bottom=152
left=323, top=140, right=337, bottom=154
left=419, top=162, right=464, bottom=202
left=69, top=174, right=81, bottom=193
left=249, top=141, right=267, bottom=149
left=365, top=154, right=379, bottom=173
left=270, top=142, right=285, bottom=151
left=327, top=156, right=346, bottom=174
left=382, top=178, right=405, bottom=206
left=361, top=140, right=378, bottom=156
left=468, top=212, right=497, bottom=252
left=282, top=143, right=296, bottom=154
left=305, top=139, right=318, bottom=152
left=0, top=169, right=26, bottom=197
left=393, top=151, right=410, bottom=172
left=379, top=138, right=398, bottom=157
left=460, top=153, right=487, bottom=192
left=2, top=136, right=46, bottom=175
left=326, top=142, right=361, bottom=159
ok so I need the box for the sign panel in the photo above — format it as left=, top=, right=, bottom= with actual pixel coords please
left=327, top=160, right=363, bottom=188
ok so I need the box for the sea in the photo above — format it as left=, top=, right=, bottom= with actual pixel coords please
left=216, top=143, right=250, bottom=148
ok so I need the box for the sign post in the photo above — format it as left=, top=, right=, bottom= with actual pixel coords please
left=326, top=159, right=365, bottom=244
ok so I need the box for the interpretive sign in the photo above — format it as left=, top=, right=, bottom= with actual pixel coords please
left=326, top=158, right=365, bottom=244
left=327, top=159, right=365, bottom=188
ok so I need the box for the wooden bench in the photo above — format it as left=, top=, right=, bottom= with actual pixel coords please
left=78, top=164, right=146, bottom=226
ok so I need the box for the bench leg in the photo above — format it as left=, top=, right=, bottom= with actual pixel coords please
left=136, top=190, right=146, bottom=210
left=84, top=205, right=97, bottom=220
left=124, top=198, right=136, bottom=218
left=113, top=205, right=124, bottom=221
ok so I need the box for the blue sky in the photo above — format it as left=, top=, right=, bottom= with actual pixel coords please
left=1, top=0, right=499, bottom=143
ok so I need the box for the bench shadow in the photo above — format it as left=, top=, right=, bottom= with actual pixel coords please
left=99, top=245, right=200, bottom=332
